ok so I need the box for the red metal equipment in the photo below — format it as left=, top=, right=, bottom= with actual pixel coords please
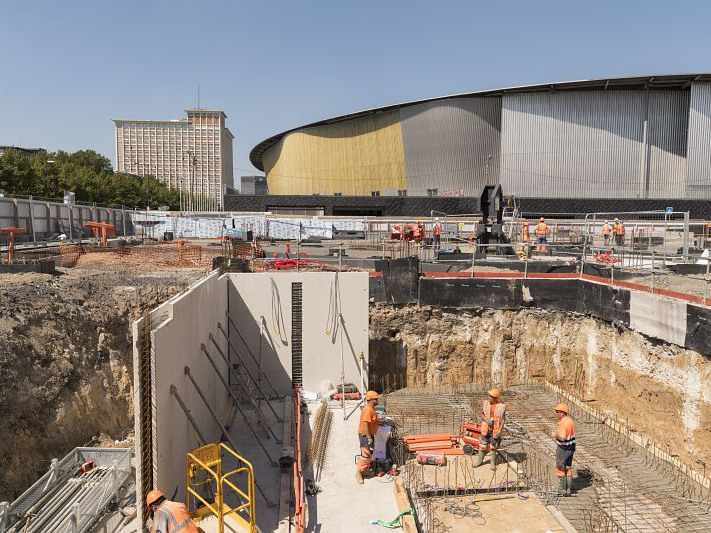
left=459, top=421, right=485, bottom=455
left=84, top=221, right=116, bottom=247
left=0, top=226, right=27, bottom=263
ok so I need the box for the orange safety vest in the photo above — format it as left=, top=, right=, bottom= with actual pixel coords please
left=556, top=416, right=576, bottom=450
left=413, top=225, right=421, bottom=238
left=481, top=400, right=506, bottom=438
left=614, top=223, right=625, bottom=235
left=522, top=223, right=530, bottom=242
left=602, top=224, right=611, bottom=235
left=534, top=223, right=549, bottom=236
left=152, top=501, right=198, bottom=533
left=434, top=222, right=442, bottom=235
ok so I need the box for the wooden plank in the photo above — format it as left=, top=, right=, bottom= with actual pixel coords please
left=392, top=477, right=418, bottom=533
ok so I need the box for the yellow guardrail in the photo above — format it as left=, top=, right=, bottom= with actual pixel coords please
left=186, top=443, right=256, bottom=532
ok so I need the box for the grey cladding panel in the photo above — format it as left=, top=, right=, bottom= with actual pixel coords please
left=686, top=83, right=711, bottom=198
left=400, top=97, right=501, bottom=196
left=501, top=90, right=690, bottom=199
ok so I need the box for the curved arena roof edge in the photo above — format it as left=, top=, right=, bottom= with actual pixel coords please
left=249, top=73, right=711, bottom=171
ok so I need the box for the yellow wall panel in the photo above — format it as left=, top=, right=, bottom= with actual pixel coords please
left=263, top=111, right=407, bottom=195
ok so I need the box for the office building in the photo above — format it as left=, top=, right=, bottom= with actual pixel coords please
left=113, top=110, right=234, bottom=210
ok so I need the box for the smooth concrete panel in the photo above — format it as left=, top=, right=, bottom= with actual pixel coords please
left=151, top=272, right=229, bottom=503
left=228, top=272, right=369, bottom=394
left=628, top=291, right=687, bottom=346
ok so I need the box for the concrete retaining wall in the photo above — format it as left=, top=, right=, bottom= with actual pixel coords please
left=372, top=261, right=711, bottom=356
left=133, top=271, right=228, bottom=523
left=228, top=272, right=370, bottom=394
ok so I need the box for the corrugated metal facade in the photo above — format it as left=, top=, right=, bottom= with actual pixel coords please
left=263, top=110, right=406, bottom=195
left=500, top=90, right=689, bottom=198
left=686, top=82, right=711, bottom=198
left=400, top=97, right=501, bottom=196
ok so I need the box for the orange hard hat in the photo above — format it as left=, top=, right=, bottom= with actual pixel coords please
left=488, top=388, right=501, bottom=399
left=365, top=390, right=380, bottom=401
left=146, top=489, right=164, bottom=507
left=554, top=403, right=570, bottom=415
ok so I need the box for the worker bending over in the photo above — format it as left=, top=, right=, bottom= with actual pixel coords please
left=534, top=217, right=550, bottom=252
left=475, top=388, right=507, bottom=470
left=146, top=489, right=198, bottom=533
left=356, top=390, right=380, bottom=484
left=552, top=403, right=576, bottom=496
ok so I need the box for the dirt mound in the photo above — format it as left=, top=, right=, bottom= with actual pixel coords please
left=0, top=267, right=202, bottom=500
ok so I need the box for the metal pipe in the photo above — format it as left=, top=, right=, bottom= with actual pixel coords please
left=183, top=366, right=276, bottom=506
left=213, top=328, right=282, bottom=421
left=201, top=343, right=281, bottom=443
left=170, top=385, right=209, bottom=445
left=223, top=317, right=280, bottom=399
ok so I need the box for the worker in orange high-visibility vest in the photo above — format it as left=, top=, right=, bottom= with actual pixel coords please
left=356, top=390, right=380, bottom=484
left=433, top=218, right=442, bottom=250
left=521, top=222, right=530, bottom=242
left=613, top=218, right=626, bottom=247
left=552, top=403, right=576, bottom=496
left=146, top=489, right=198, bottom=533
left=474, top=388, right=507, bottom=470
left=601, top=220, right=612, bottom=247
left=413, top=221, right=422, bottom=242
left=534, top=217, right=550, bottom=252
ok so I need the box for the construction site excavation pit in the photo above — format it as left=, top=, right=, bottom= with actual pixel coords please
left=5, top=262, right=711, bottom=533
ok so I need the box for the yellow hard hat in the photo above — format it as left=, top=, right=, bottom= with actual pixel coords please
left=488, top=388, right=501, bottom=399
left=146, top=489, right=165, bottom=507
left=554, top=403, right=570, bottom=415
left=365, top=390, right=380, bottom=401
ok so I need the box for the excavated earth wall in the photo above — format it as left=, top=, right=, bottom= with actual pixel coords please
left=0, top=269, right=202, bottom=501
left=370, top=305, right=711, bottom=473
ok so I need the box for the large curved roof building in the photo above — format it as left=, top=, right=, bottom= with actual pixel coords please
left=251, top=74, right=711, bottom=200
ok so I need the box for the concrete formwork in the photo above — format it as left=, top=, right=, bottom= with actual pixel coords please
left=227, top=272, right=370, bottom=395
left=133, top=271, right=229, bottom=524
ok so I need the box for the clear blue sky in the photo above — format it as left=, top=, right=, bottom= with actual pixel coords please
left=1, top=1, right=709, bottom=183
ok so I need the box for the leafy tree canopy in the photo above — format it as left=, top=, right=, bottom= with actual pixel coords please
left=0, top=148, right=180, bottom=209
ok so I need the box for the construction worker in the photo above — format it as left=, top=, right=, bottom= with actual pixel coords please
left=432, top=218, right=442, bottom=250
left=474, top=388, right=506, bottom=470
left=146, top=489, right=198, bottom=533
left=602, top=220, right=612, bottom=247
left=552, top=403, right=576, bottom=496
left=412, top=221, right=421, bottom=242
left=613, top=218, right=626, bottom=247
left=521, top=222, right=530, bottom=243
left=534, top=217, right=550, bottom=252
left=356, top=390, right=380, bottom=484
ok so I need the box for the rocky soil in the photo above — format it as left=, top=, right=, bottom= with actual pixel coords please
left=0, top=267, right=203, bottom=501
left=370, top=305, right=711, bottom=473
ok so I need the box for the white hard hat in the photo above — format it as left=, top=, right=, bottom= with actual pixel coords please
left=435, top=217, right=439, bottom=221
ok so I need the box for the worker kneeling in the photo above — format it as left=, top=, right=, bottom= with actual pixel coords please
left=474, top=388, right=506, bottom=470
left=146, top=489, right=198, bottom=533
left=552, top=403, right=576, bottom=497
left=356, top=390, right=380, bottom=484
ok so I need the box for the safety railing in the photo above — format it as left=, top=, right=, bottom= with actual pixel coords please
left=186, top=443, right=256, bottom=532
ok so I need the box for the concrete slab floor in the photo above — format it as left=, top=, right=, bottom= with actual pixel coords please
left=302, top=399, right=401, bottom=533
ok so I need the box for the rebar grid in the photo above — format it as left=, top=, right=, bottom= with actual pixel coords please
left=385, top=384, right=711, bottom=532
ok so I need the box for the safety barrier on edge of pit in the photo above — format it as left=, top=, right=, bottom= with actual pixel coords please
left=293, top=386, right=306, bottom=533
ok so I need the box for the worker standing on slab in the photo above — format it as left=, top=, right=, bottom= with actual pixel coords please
left=534, top=217, right=550, bottom=252
left=356, top=390, right=380, bottom=484
left=146, top=489, right=198, bottom=533
left=474, top=388, right=507, bottom=470
left=602, top=220, right=612, bottom=247
left=552, top=403, right=576, bottom=497
left=613, top=218, right=626, bottom=247
left=433, top=218, right=442, bottom=250
left=413, top=221, right=421, bottom=243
